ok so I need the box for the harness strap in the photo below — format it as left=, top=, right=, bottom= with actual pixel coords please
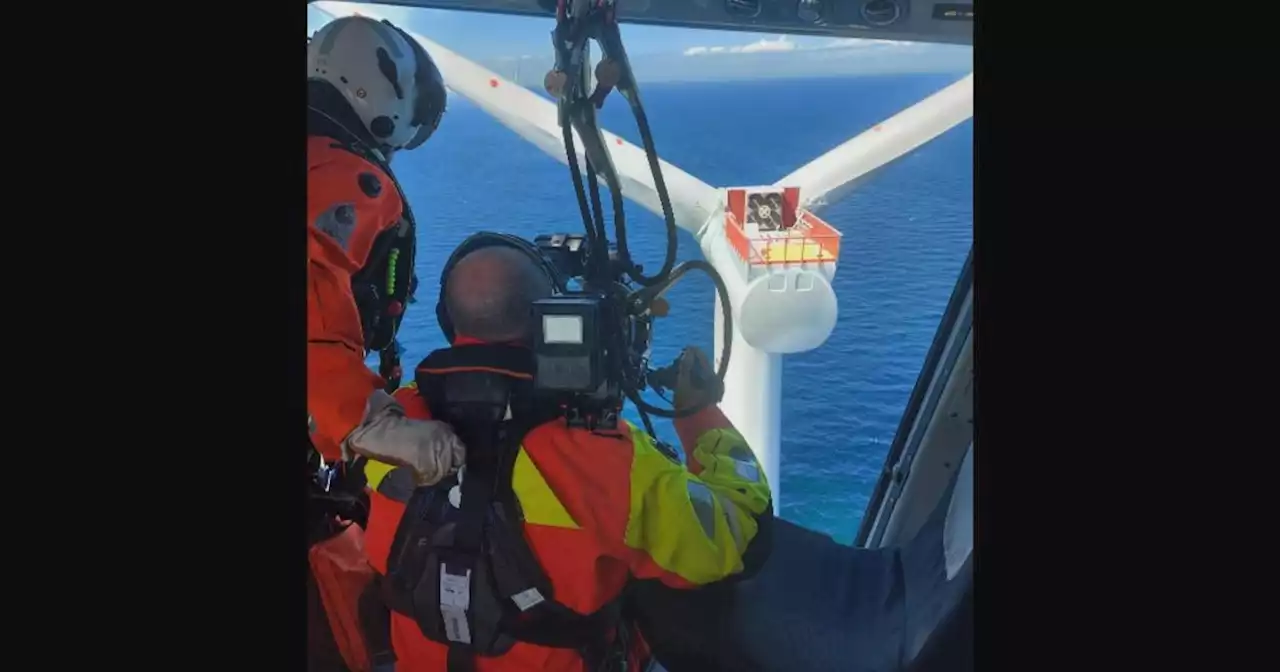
left=360, top=578, right=396, bottom=668
left=446, top=644, right=474, bottom=672
left=441, top=449, right=496, bottom=670
left=378, top=343, right=403, bottom=393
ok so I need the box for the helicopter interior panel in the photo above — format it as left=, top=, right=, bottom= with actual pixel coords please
left=311, top=0, right=973, bottom=46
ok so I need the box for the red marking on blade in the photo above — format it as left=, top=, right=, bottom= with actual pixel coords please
left=489, top=78, right=499, bottom=88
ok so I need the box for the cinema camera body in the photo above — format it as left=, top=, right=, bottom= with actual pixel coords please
left=529, top=232, right=657, bottom=432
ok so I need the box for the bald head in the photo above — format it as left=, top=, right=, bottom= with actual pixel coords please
left=445, top=246, right=555, bottom=343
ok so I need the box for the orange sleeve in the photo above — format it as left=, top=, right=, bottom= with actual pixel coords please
left=308, top=138, right=404, bottom=272
left=307, top=341, right=382, bottom=461
left=307, top=140, right=404, bottom=460
left=392, top=386, right=434, bottom=420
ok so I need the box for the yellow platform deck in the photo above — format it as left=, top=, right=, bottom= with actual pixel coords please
left=749, top=239, right=838, bottom=264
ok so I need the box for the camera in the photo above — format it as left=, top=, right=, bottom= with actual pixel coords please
left=531, top=295, right=604, bottom=394
left=526, top=233, right=650, bottom=429
left=534, top=233, right=591, bottom=280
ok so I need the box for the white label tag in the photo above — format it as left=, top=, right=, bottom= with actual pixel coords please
left=440, top=569, right=472, bottom=644
left=511, top=588, right=546, bottom=612
left=441, top=604, right=472, bottom=644
left=733, top=458, right=760, bottom=482
left=441, top=570, right=471, bottom=609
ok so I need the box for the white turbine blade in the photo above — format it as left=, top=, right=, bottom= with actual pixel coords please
left=775, top=73, right=973, bottom=212
left=314, top=2, right=719, bottom=237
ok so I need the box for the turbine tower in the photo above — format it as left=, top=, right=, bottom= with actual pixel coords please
left=314, top=2, right=974, bottom=512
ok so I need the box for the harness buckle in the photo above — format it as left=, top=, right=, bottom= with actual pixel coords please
left=312, top=454, right=336, bottom=493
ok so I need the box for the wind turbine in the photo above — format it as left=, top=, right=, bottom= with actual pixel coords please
left=313, top=1, right=974, bottom=512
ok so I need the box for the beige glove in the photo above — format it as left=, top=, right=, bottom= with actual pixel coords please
left=342, top=391, right=466, bottom=486
left=673, top=346, right=723, bottom=413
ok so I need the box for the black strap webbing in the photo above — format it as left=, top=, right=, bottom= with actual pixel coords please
left=509, top=598, right=620, bottom=651
left=443, top=421, right=520, bottom=672
left=447, top=644, right=474, bottom=672
left=360, top=578, right=396, bottom=668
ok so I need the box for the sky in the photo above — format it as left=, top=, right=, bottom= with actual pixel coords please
left=307, top=2, right=972, bottom=83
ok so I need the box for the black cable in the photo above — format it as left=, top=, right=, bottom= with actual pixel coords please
left=584, top=157, right=611, bottom=282
left=626, top=388, right=658, bottom=439
left=562, top=117, right=601, bottom=279
left=551, top=4, right=734, bottom=425
left=614, top=87, right=678, bottom=287
left=628, top=259, right=733, bottom=420
left=553, top=11, right=675, bottom=289
left=559, top=71, right=610, bottom=283
left=602, top=159, right=631, bottom=280
left=606, top=173, right=634, bottom=283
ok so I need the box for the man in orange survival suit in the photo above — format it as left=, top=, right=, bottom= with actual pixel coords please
left=358, top=240, right=774, bottom=672
left=307, top=16, right=465, bottom=481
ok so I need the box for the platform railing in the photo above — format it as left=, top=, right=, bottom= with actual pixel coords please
left=724, top=210, right=842, bottom=267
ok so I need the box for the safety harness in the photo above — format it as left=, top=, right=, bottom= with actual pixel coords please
left=373, top=344, right=631, bottom=672
left=340, top=138, right=417, bottom=394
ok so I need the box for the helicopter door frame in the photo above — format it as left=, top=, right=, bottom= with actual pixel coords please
left=856, top=247, right=973, bottom=549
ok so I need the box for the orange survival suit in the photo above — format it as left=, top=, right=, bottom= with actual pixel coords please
left=307, top=129, right=411, bottom=672
left=307, top=18, right=455, bottom=670
left=358, top=340, right=775, bottom=672
left=306, top=113, right=462, bottom=479
left=308, top=110, right=459, bottom=672
left=308, top=130, right=409, bottom=462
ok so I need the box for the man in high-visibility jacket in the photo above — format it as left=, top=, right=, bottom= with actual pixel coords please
left=307, top=15, right=464, bottom=482
left=360, top=242, right=774, bottom=671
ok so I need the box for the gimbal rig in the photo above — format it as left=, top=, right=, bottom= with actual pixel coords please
left=529, top=0, right=735, bottom=440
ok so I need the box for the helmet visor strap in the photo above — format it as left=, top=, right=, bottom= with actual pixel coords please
left=394, top=26, right=445, bottom=151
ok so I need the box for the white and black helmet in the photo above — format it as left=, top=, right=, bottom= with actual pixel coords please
left=307, top=16, right=446, bottom=152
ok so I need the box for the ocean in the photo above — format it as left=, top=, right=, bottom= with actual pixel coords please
left=378, top=73, right=973, bottom=544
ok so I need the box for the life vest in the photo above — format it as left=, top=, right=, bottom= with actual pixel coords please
left=378, top=344, right=630, bottom=672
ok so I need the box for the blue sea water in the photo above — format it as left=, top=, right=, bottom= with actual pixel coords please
left=379, top=73, right=972, bottom=544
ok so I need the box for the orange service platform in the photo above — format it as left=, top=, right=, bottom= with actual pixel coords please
left=724, top=187, right=841, bottom=267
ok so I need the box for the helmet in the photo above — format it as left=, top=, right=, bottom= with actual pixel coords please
left=307, top=16, right=446, bottom=152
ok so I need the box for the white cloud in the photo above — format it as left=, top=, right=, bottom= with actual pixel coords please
left=820, top=37, right=912, bottom=49
left=684, top=34, right=913, bottom=57
left=684, top=35, right=795, bottom=56
left=740, top=36, right=798, bottom=53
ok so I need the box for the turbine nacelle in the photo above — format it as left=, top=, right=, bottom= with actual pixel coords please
left=701, top=186, right=840, bottom=354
